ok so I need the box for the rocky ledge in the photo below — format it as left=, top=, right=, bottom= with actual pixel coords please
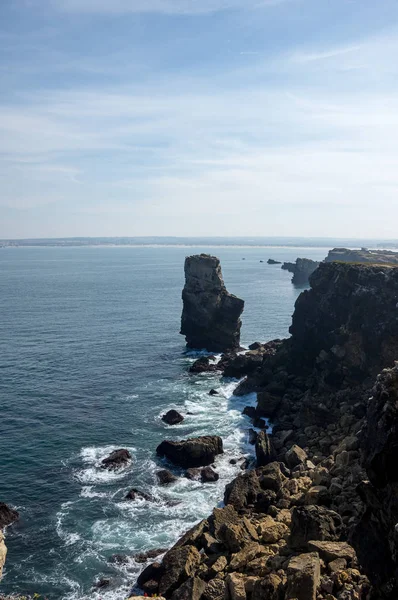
left=325, top=247, right=398, bottom=266
left=132, top=261, right=398, bottom=600
left=180, top=254, right=244, bottom=352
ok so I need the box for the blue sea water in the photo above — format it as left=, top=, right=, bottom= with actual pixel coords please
left=0, top=245, right=327, bottom=599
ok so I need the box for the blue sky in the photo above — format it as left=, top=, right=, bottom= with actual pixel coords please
left=1, top=0, right=398, bottom=238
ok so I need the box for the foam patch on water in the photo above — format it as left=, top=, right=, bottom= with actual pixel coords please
left=74, top=446, right=136, bottom=485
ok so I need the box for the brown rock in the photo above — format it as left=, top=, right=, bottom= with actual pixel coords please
left=159, top=545, right=201, bottom=596
left=285, top=444, right=307, bottom=469
left=307, top=540, right=357, bottom=564
left=289, top=505, right=343, bottom=550
left=0, top=503, right=19, bottom=529
left=252, top=573, right=284, bottom=600
left=226, top=572, right=247, bottom=600
left=203, top=577, right=227, bottom=600
left=286, top=552, right=321, bottom=600
left=171, top=577, right=207, bottom=600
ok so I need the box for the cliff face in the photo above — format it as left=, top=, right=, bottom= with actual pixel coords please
left=281, top=258, right=320, bottom=285
left=289, top=262, right=398, bottom=382
left=180, top=254, right=244, bottom=352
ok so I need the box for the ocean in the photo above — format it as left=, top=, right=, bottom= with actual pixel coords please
left=0, top=245, right=327, bottom=599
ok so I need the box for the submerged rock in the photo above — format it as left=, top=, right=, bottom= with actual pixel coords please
left=125, top=488, right=153, bottom=501
left=156, top=436, right=223, bottom=468
left=267, top=258, right=282, bottom=265
left=162, top=409, right=184, bottom=425
left=101, top=449, right=131, bottom=470
left=180, top=254, right=244, bottom=352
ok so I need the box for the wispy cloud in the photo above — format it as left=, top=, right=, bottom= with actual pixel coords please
left=47, top=0, right=288, bottom=14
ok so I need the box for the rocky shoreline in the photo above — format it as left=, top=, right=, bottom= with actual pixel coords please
left=129, top=259, right=398, bottom=600
left=2, top=257, right=398, bottom=599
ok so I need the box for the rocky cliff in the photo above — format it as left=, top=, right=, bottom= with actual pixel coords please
left=325, top=247, right=398, bottom=265
left=281, top=258, right=320, bottom=285
left=180, top=254, right=244, bottom=352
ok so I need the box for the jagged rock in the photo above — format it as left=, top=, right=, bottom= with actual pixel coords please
left=222, top=351, right=264, bottom=378
left=125, top=488, right=153, bottom=501
left=189, top=357, right=219, bottom=374
left=252, top=573, right=284, bottom=600
left=305, top=485, right=331, bottom=506
left=162, top=410, right=184, bottom=425
left=100, top=449, right=131, bottom=470
left=226, top=572, right=247, bottom=600
left=209, top=505, right=241, bottom=540
left=137, top=561, right=164, bottom=590
left=255, top=431, right=275, bottom=467
left=134, top=548, right=167, bottom=563
left=286, top=552, right=321, bottom=600
left=224, top=470, right=261, bottom=510
left=203, top=577, right=227, bottom=600
left=180, top=254, right=244, bottom=352
left=229, top=543, right=267, bottom=572
left=209, top=389, right=219, bottom=396
left=257, top=515, right=288, bottom=543
left=282, top=258, right=320, bottom=285
left=289, top=505, right=343, bottom=550
left=307, top=540, right=357, bottom=564
left=257, top=461, right=286, bottom=492
left=171, top=576, right=207, bottom=600
left=157, top=469, right=178, bottom=485
left=156, top=436, right=223, bottom=468
left=285, top=444, right=307, bottom=468
left=158, top=545, right=201, bottom=597
left=201, top=467, right=219, bottom=482
left=0, top=532, right=6, bottom=581
left=0, top=503, right=19, bottom=529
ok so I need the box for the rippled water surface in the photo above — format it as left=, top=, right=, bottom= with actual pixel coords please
left=0, top=245, right=327, bottom=598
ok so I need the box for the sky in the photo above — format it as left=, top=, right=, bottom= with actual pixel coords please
left=1, top=0, right=398, bottom=239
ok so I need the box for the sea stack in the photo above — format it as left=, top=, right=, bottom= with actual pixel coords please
left=180, top=254, right=244, bottom=352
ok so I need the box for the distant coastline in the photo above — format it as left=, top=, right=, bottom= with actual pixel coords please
left=1, top=236, right=398, bottom=249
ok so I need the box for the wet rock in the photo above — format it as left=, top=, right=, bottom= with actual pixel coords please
left=189, top=356, right=219, bottom=374
left=255, top=431, right=275, bottom=467
left=94, top=578, right=111, bottom=589
left=286, top=552, right=320, bottom=600
left=137, top=561, right=164, bottom=590
left=180, top=254, right=244, bottom=352
left=289, top=505, right=343, bottom=550
left=201, top=467, right=219, bottom=483
left=267, top=259, right=282, bottom=265
left=133, top=548, right=167, bottom=563
left=209, top=389, right=219, bottom=396
left=0, top=503, right=19, bottom=529
left=158, top=545, right=201, bottom=597
left=248, top=428, right=258, bottom=445
left=125, top=488, right=153, bottom=501
left=157, top=469, right=178, bottom=485
left=162, top=409, right=184, bottom=425
left=185, top=468, right=201, bottom=480
left=100, top=449, right=131, bottom=470
left=156, top=436, right=223, bottom=468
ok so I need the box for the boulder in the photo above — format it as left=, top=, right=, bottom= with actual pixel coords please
left=252, top=573, right=284, bottom=600
left=257, top=461, right=286, bottom=492
left=289, top=505, right=343, bottom=550
left=157, top=469, right=178, bottom=485
left=201, top=467, right=219, bottom=483
left=156, top=436, right=223, bottom=468
left=224, top=470, right=261, bottom=510
left=100, top=449, right=131, bottom=470
left=137, top=561, right=164, bottom=589
left=171, top=576, right=207, bottom=600
left=255, top=431, right=275, bottom=467
left=185, top=468, right=201, bottom=480
left=158, top=545, right=201, bottom=596
left=162, top=410, right=184, bottom=425
left=180, top=254, right=244, bottom=352
left=285, top=444, right=307, bottom=469
left=286, top=552, right=320, bottom=600
left=226, top=572, right=247, bottom=600
left=307, top=540, right=357, bottom=564
left=0, top=502, right=19, bottom=529
left=189, top=357, right=219, bottom=374
left=203, top=577, right=227, bottom=600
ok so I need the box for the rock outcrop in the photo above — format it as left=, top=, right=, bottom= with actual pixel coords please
left=325, top=247, right=398, bottom=265
left=282, top=258, right=320, bottom=285
left=180, top=254, right=244, bottom=352
left=0, top=503, right=19, bottom=529
left=156, top=436, right=223, bottom=468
